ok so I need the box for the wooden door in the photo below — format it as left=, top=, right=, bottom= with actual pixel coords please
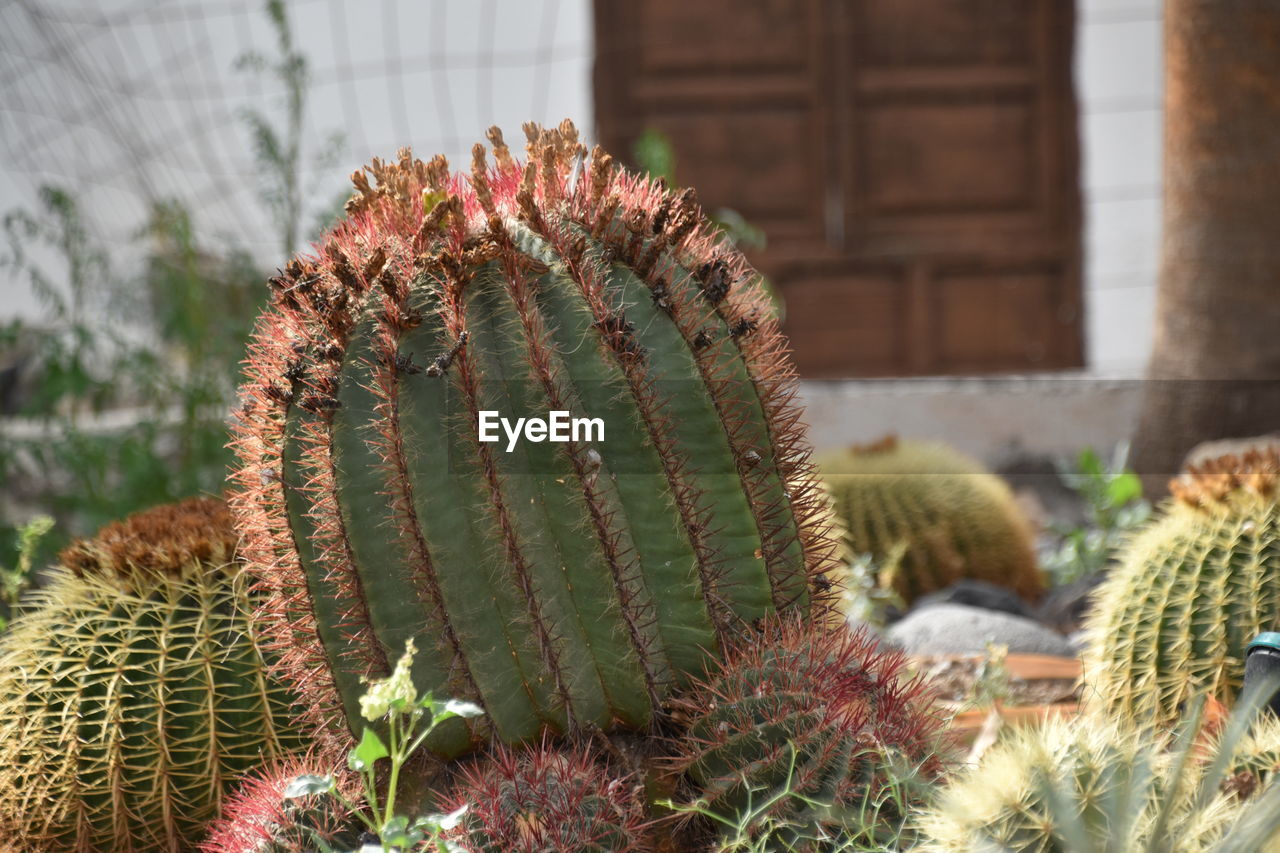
left=594, top=0, right=1082, bottom=377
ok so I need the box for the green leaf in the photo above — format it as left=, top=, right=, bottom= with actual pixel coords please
left=1077, top=447, right=1103, bottom=478
left=349, top=727, right=389, bottom=771
left=632, top=128, right=677, bottom=185
left=282, top=774, right=335, bottom=799
left=379, top=814, right=424, bottom=847
left=1107, top=471, right=1143, bottom=507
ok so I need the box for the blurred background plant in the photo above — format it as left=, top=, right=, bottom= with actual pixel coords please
left=0, top=0, right=339, bottom=578
left=631, top=128, right=767, bottom=253
left=233, top=0, right=347, bottom=255
left=1041, top=444, right=1151, bottom=587
left=842, top=547, right=906, bottom=629
left=0, top=514, right=51, bottom=631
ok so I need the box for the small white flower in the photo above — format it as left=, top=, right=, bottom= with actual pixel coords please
left=359, top=638, right=418, bottom=721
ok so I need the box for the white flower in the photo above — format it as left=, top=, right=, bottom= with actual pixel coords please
left=359, top=638, right=418, bottom=721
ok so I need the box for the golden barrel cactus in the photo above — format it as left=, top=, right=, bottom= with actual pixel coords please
left=0, top=498, right=305, bottom=851
left=915, top=715, right=1276, bottom=852
left=818, top=436, right=1041, bottom=604
left=1082, top=449, right=1280, bottom=723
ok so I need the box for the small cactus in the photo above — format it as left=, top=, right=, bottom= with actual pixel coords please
left=1082, top=449, right=1280, bottom=723
left=817, top=436, right=1041, bottom=603
left=441, top=740, right=652, bottom=853
left=230, top=121, right=844, bottom=757
left=0, top=498, right=304, bottom=852
left=914, top=713, right=1280, bottom=853
left=667, top=616, right=951, bottom=847
left=200, top=753, right=363, bottom=853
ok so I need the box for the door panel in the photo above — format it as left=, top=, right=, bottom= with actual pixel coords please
left=594, top=0, right=1081, bottom=376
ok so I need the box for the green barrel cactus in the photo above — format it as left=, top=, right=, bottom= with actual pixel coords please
left=666, top=616, right=950, bottom=848
left=817, top=435, right=1041, bottom=604
left=230, top=121, right=844, bottom=758
left=1082, top=449, right=1280, bottom=723
left=0, top=498, right=304, bottom=852
left=914, top=715, right=1266, bottom=853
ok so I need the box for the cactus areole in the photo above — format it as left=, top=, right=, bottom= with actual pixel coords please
left=231, top=121, right=843, bottom=757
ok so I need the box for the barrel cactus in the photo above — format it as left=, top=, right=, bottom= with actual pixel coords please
left=1082, top=449, right=1280, bottom=722
left=666, top=617, right=950, bottom=848
left=914, top=715, right=1268, bottom=852
left=229, top=121, right=844, bottom=758
left=441, top=741, right=651, bottom=853
left=0, top=498, right=304, bottom=852
left=817, top=435, right=1041, bottom=603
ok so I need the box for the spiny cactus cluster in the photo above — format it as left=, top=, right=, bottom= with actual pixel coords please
left=667, top=617, right=951, bottom=847
left=817, top=436, right=1041, bottom=604
left=1082, top=449, right=1280, bottom=723
left=913, top=715, right=1270, bottom=852
left=200, top=753, right=363, bottom=853
left=230, top=120, right=844, bottom=758
left=441, top=741, right=652, bottom=853
left=0, top=498, right=304, bottom=852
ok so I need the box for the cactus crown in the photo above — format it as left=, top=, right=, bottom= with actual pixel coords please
left=231, top=121, right=843, bottom=757
left=59, top=495, right=237, bottom=587
left=1170, top=448, right=1280, bottom=510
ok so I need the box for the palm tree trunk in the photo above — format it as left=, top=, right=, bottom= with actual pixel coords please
left=1130, top=0, right=1280, bottom=491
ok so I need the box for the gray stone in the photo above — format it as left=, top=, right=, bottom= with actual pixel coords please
left=887, top=603, right=1076, bottom=658
left=913, top=579, right=1037, bottom=621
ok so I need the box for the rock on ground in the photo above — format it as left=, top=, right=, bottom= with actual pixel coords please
left=912, top=579, right=1037, bottom=621
left=887, top=602, right=1076, bottom=658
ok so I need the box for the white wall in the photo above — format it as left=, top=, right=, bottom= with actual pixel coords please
left=0, top=0, right=595, bottom=320
left=1076, top=0, right=1163, bottom=376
